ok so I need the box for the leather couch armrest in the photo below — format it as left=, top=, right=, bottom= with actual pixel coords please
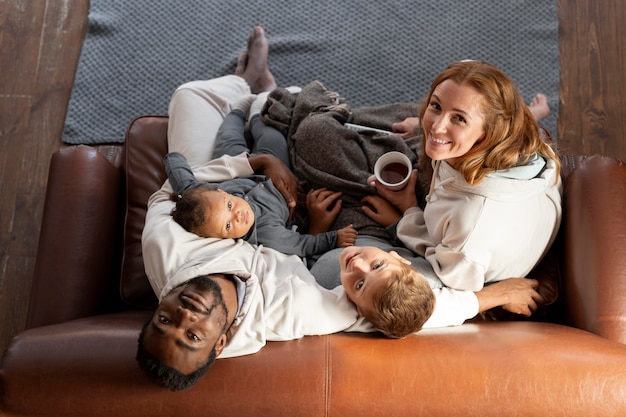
left=27, top=145, right=122, bottom=328
left=562, top=155, right=626, bottom=344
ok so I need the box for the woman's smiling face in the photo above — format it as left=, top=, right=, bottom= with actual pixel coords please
left=422, top=79, right=487, bottom=168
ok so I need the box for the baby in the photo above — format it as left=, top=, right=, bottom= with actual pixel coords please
left=165, top=156, right=356, bottom=259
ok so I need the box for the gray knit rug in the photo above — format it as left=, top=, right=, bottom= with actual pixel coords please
left=62, top=0, right=559, bottom=144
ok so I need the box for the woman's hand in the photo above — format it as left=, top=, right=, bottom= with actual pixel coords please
left=391, top=116, right=420, bottom=139
left=369, top=169, right=420, bottom=213
left=248, top=154, right=298, bottom=219
left=475, top=278, right=544, bottom=316
left=306, top=188, right=342, bottom=235
left=360, top=195, right=402, bottom=227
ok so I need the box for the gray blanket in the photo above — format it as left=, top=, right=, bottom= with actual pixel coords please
left=263, top=81, right=422, bottom=238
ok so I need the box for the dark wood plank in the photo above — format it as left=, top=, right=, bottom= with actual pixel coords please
left=0, top=0, right=89, bottom=354
left=558, top=0, right=626, bottom=160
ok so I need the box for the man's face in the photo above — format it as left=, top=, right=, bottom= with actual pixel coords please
left=339, top=246, right=411, bottom=319
left=141, top=277, right=229, bottom=375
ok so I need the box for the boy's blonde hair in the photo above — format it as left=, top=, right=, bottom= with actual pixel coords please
left=369, top=263, right=435, bottom=338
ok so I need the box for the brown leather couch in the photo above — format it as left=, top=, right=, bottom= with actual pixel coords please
left=2, top=116, right=626, bottom=417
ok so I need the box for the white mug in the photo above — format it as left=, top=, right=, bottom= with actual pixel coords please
left=373, top=151, right=412, bottom=191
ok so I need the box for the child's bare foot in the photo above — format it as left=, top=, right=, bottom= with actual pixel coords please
left=234, top=26, right=277, bottom=94
left=528, top=93, right=550, bottom=121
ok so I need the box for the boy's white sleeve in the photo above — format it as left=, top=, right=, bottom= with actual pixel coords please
left=422, top=288, right=479, bottom=328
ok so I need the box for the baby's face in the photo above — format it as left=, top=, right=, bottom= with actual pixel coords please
left=197, top=189, right=255, bottom=239
left=339, top=246, right=411, bottom=319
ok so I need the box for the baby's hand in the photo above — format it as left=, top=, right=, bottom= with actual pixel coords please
left=336, top=224, right=357, bottom=248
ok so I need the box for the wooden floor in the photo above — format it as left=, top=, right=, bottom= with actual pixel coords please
left=0, top=0, right=625, bottom=355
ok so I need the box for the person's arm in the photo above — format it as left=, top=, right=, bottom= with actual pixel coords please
left=422, top=277, right=543, bottom=329
left=256, top=223, right=338, bottom=258
left=169, top=151, right=297, bottom=219
left=421, top=288, right=480, bottom=328
left=396, top=199, right=488, bottom=292
left=474, top=278, right=543, bottom=316
left=248, top=154, right=298, bottom=218
left=163, top=152, right=204, bottom=194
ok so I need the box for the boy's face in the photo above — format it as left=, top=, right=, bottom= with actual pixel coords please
left=197, top=189, right=255, bottom=239
left=339, top=246, right=412, bottom=319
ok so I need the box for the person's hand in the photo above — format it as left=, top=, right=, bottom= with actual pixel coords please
left=360, top=195, right=402, bottom=227
left=499, top=278, right=543, bottom=316
left=391, top=116, right=420, bottom=139
left=475, top=278, right=544, bottom=316
left=306, top=188, right=342, bottom=235
left=336, top=224, right=357, bottom=248
left=368, top=169, right=420, bottom=213
left=248, top=154, right=298, bottom=219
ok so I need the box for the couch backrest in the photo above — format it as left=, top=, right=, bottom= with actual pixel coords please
left=120, top=115, right=169, bottom=309
left=28, top=145, right=125, bottom=327
left=561, top=154, right=626, bottom=342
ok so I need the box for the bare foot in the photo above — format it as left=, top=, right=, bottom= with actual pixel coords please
left=528, top=93, right=550, bottom=121
left=234, top=26, right=277, bottom=94
left=235, top=52, right=248, bottom=76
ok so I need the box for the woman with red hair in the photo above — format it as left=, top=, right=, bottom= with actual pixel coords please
left=367, top=60, right=562, bottom=293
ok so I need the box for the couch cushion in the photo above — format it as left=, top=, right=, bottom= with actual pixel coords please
left=4, top=319, right=626, bottom=417
left=120, top=116, right=169, bottom=308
